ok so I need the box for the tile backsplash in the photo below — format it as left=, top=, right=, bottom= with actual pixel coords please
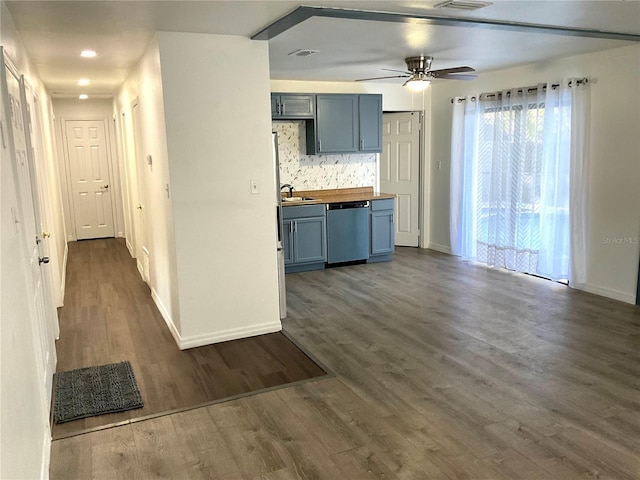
left=273, top=121, right=377, bottom=190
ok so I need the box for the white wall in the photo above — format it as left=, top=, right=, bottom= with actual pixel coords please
left=429, top=44, right=640, bottom=303
left=53, top=98, right=125, bottom=241
left=1, top=1, right=62, bottom=477
left=115, top=36, right=181, bottom=335
left=157, top=32, right=281, bottom=346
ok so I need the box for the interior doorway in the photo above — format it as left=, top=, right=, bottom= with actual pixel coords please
left=381, top=112, right=422, bottom=247
left=63, top=119, right=116, bottom=240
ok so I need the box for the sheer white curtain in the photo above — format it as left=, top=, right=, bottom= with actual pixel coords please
left=568, top=81, right=591, bottom=287
left=449, top=79, right=591, bottom=284
left=450, top=97, right=479, bottom=258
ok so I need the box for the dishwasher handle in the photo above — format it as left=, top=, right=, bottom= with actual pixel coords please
left=327, top=201, right=369, bottom=210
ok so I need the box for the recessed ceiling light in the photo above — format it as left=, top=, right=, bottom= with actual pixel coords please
left=80, top=50, right=97, bottom=58
left=79, top=94, right=89, bottom=100
left=77, top=78, right=90, bottom=86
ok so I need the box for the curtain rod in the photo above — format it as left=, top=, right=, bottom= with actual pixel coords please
left=450, top=78, right=590, bottom=103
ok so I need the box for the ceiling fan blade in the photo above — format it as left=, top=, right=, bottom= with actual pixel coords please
left=382, top=68, right=411, bottom=74
left=429, top=66, right=475, bottom=75
left=355, top=75, right=410, bottom=82
left=433, top=73, right=478, bottom=81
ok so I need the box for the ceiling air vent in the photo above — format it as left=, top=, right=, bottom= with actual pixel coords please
left=288, top=49, right=319, bottom=57
left=433, top=0, right=492, bottom=11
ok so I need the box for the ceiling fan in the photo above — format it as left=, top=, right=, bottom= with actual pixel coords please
left=356, top=56, right=477, bottom=90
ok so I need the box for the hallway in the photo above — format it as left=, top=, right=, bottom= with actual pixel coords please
left=53, top=238, right=326, bottom=439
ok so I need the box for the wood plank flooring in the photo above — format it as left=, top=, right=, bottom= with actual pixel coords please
left=52, top=239, right=326, bottom=439
left=51, top=247, right=640, bottom=479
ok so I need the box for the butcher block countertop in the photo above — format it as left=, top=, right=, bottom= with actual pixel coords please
left=281, top=186, right=395, bottom=206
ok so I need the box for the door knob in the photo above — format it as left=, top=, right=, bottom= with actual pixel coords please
left=38, top=256, right=50, bottom=265
left=101, top=184, right=109, bottom=189
left=42, top=231, right=51, bottom=238
left=136, top=204, right=143, bottom=210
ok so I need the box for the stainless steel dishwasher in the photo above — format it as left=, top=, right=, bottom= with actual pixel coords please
left=326, top=201, right=370, bottom=264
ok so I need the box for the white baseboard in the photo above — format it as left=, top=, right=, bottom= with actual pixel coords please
left=136, top=259, right=144, bottom=280
left=427, top=243, right=453, bottom=255
left=40, top=427, right=51, bottom=480
left=581, top=283, right=636, bottom=304
left=60, top=242, right=69, bottom=304
left=150, top=287, right=281, bottom=350
left=178, top=321, right=283, bottom=350
left=125, top=239, right=134, bottom=258
left=151, top=287, right=181, bottom=347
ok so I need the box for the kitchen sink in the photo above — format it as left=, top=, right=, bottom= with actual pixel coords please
left=282, top=197, right=315, bottom=202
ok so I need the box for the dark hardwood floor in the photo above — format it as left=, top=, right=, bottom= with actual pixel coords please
left=51, top=246, right=640, bottom=479
left=52, top=239, right=326, bottom=439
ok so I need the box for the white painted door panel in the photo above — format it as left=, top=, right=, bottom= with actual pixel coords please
left=65, top=120, right=115, bottom=239
left=381, top=112, right=421, bottom=247
left=3, top=56, right=56, bottom=412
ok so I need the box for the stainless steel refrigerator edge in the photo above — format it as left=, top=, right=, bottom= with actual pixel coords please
left=273, top=132, right=287, bottom=319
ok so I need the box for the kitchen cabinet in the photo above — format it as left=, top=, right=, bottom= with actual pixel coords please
left=306, top=94, right=383, bottom=155
left=358, top=94, right=383, bottom=152
left=282, top=204, right=327, bottom=273
left=308, top=94, right=359, bottom=154
left=271, top=94, right=315, bottom=119
left=369, top=198, right=395, bottom=262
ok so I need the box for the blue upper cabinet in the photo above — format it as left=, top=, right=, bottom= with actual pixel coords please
left=309, top=94, right=359, bottom=154
left=271, top=94, right=315, bottom=119
left=359, top=94, right=383, bottom=152
left=306, top=94, right=383, bottom=155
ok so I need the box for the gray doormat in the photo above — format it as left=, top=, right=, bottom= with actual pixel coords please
left=53, top=361, right=143, bottom=424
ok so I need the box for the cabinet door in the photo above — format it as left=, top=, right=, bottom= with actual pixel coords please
left=271, top=95, right=280, bottom=117
left=294, top=216, right=327, bottom=264
left=371, top=210, right=394, bottom=255
left=359, top=94, right=383, bottom=152
left=283, top=220, right=294, bottom=265
left=280, top=95, right=314, bottom=118
left=315, top=95, right=358, bottom=153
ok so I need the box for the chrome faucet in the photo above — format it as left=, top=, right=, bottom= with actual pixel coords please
left=280, top=184, right=294, bottom=198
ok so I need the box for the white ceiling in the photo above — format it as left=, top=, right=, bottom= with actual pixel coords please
left=5, top=0, right=640, bottom=97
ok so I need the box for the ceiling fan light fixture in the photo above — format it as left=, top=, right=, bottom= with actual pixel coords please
left=406, top=79, right=431, bottom=91
left=405, top=72, right=431, bottom=91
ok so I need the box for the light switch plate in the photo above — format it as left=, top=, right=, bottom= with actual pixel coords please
left=250, top=179, right=259, bottom=194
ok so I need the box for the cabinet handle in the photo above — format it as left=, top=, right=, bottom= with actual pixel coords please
left=281, top=103, right=285, bottom=115
left=290, top=222, right=294, bottom=233
left=277, top=102, right=281, bottom=115
left=317, top=140, right=322, bottom=151
left=360, top=139, right=364, bottom=150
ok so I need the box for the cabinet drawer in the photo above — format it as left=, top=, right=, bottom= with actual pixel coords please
left=283, top=204, right=326, bottom=219
left=370, top=198, right=394, bottom=211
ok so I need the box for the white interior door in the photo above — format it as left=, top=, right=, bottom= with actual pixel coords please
left=65, top=119, right=115, bottom=239
left=381, top=112, right=421, bottom=247
left=2, top=55, right=56, bottom=407
left=131, top=101, right=149, bottom=282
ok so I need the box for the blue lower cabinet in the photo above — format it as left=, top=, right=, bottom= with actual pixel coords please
left=369, top=199, right=395, bottom=262
left=283, top=205, right=327, bottom=273
left=282, top=219, right=294, bottom=264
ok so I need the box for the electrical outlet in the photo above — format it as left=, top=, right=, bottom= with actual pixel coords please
left=436, top=161, right=442, bottom=170
left=250, top=179, right=259, bottom=194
